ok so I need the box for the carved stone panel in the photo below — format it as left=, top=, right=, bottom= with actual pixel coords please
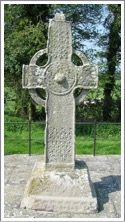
left=45, top=92, right=75, bottom=168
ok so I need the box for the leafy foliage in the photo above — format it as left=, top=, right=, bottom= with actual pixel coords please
left=102, top=4, right=121, bottom=121
left=4, top=4, right=121, bottom=122
left=4, top=4, right=49, bottom=117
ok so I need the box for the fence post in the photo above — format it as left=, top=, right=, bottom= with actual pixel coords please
left=28, top=102, right=32, bottom=155
left=28, top=120, right=31, bottom=155
left=94, top=119, right=96, bottom=156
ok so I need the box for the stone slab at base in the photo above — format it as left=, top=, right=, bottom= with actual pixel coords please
left=20, top=160, right=98, bottom=214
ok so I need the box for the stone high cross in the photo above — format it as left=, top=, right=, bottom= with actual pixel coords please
left=22, top=13, right=98, bottom=169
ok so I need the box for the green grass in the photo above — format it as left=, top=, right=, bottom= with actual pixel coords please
left=4, top=115, right=45, bottom=155
left=4, top=136, right=121, bottom=155
left=76, top=137, right=120, bottom=155
left=4, top=83, right=121, bottom=155
left=4, top=140, right=45, bottom=155
left=4, top=115, right=121, bottom=155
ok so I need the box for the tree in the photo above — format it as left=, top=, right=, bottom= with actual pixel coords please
left=4, top=4, right=50, bottom=118
left=102, top=4, right=121, bottom=121
left=5, top=4, right=104, bottom=119
left=4, top=4, right=121, bottom=122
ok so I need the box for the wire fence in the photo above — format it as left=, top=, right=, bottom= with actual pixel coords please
left=4, top=120, right=121, bottom=156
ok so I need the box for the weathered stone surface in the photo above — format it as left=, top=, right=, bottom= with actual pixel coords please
left=45, top=92, right=75, bottom=168
left=22, top=13, right=98, bottom=168
left=4, top=155, right=121, bottom=218
left=21, top=13, right=98, bottom=213
left=20, top=160, right=98, bottom=213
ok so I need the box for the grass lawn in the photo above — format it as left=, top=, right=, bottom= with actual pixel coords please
left=4, top=137, right=121, bottom=155
left=76, top=137, right=120, bottom=155
left=4, top=116, right=121, bottom=155
left=4, top=84, right=121, bottom=155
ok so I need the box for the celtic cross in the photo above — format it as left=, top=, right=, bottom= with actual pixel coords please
left=22, top=13, right=98, bottom=169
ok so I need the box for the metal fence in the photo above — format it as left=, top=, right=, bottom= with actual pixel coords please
left=4, top=120, right=121, bottom=156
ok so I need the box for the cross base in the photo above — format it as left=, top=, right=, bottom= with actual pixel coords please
left=20, top=160, right=98, bottom=214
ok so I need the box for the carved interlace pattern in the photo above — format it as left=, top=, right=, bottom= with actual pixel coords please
left=47, top=127, right=73, bottom=163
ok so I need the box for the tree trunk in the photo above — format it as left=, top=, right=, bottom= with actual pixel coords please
left=103, top=4, right=121, bottom=121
